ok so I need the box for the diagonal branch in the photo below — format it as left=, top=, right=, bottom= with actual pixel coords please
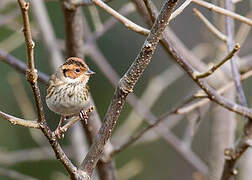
left=193, top=0, right=252, bottom=26
left=194, top=43, right=240, bottom=79
left=84, top=0, right=149, bottom=35
left=193, top=8, right=227, bottom=42
left=79, top=0, right=178, bottom=176
left=0, top=49, right=49, bottom=83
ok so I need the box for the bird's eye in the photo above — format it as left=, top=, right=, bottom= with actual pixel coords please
left=75, top=68, right=80, bottom=73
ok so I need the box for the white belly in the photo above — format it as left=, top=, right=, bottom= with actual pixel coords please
left=46, top=83, right=89, bottom=116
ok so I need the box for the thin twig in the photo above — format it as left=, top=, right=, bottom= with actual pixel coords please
left=169, top=0, right=192, bottom=20
left=177, top=69, right=252, bottom=114
left=74, top=0, right=112, bottom=6
left=194, top=43, right=240, bottom=79
left=111, top=110, right=176, bottom=155
left=92, top=2, right=136, bottom=40
left=193, top=0, right=252, bottom=26
left=85, top=0, right=149, bottom=35
left=193, top=8, right=227, bottom=42
left=80, top=0, right=178, bottom=176
left=0, top=111, right=39, bottom=128
left=112, top=108, right=208, bottom=174
left=235, top=13, right=252, bottom=46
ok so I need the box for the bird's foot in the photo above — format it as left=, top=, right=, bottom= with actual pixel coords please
left=79, top=106, right=94, bottom=124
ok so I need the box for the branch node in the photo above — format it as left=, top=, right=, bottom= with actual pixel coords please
left=119, top=77, right=133, bottom=94
left=231, top=168, right=238, bottom=175
left=234, top=43, right=240, bottom=50
left=78, top=169, right=90, bottom=180
left=194, top=44, right=240, bottom=79
left=19, top=1, right=29, bottom=11
left=224, top=148, right=235, bottom=160
left=26, top=68, right=38, bottom=84
left=39, top=121, right=45, bottom=129
left=29, top=40, right=35, bottom=49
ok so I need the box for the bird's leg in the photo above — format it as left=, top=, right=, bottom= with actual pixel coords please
left=79, top=106, right=94, bottom=124
left=53, top=116, right=65, bottom=139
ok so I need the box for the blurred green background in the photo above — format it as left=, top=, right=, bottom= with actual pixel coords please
left=0, top=0, right=252, bottom=179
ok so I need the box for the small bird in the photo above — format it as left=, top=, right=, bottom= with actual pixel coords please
left=46, top=57, right=95, bottom=138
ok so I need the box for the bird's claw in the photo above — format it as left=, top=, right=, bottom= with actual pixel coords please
left=53, top=127, right=64, bottom=139
left=79, top=106, right=94, bottom=125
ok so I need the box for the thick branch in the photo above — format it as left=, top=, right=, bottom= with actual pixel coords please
left=80, top=0, right=178, bottom=176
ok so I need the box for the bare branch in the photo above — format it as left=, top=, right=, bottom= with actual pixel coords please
left=177, top=69, right=252, bottom=114
left=74, top=0, right=111, bottom=6
left=111, top=110, right=175, bottom=155
left=235, top=13, right=252, bottom=46
left=193, top=0, right=252, bottom=26
left=170, top=0, right=192, bottom=20
left=0, top=111, right=39, bottom=128
left=194, top=43, right=240, bottom=79
left=84, top=0, right=149, bottom=35
left=80, top=0, right=178, bottom=176
left=92, top=2, right=136, bottom=40
left=193, top=8, right=227, bottom=42
left=0, top=50, right=49, bottom=83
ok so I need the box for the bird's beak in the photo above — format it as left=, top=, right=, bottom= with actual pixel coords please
left=85, top=68, right=95, bottom=75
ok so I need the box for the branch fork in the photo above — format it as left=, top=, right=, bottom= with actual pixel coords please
left=193, top=43, right=240, bottom=79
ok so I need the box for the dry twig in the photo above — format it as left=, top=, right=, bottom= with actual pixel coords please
left=193, top=43, right=240, bottom=79
left=193, top=0, right=252, bottom=26
left=193, top=8, right=227, bottom=42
